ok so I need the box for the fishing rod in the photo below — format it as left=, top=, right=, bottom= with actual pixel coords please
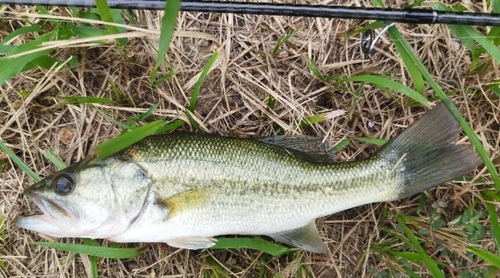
left=3, top=0, right=500, bottom=27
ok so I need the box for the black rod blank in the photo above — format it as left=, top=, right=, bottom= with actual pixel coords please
left=3, top=0, right=500, bottom=26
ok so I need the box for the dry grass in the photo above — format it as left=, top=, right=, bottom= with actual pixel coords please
left=1, top=0, right=499, bottom=277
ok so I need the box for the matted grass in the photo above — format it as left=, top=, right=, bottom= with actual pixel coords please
left=0, top=0, right=499, bottom=277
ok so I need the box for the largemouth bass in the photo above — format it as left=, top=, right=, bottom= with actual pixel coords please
left=15, top=103, right=481, bottom=252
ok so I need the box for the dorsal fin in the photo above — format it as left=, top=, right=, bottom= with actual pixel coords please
left=259, top=135, right=336, bottom=163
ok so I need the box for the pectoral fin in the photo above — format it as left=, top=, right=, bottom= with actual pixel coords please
left=269, top=221, right=328, bottom=253
left=164, top=188, right=210, bottom=219
left=167, top=236, right=217, bottom=250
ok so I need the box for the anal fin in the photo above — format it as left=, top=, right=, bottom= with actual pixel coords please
left=269, top=221, right=328, bottom=253
left=166, top=236, right=217, bottom=250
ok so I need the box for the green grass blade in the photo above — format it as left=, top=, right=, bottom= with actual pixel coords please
left=391, top=38, right=425, bottom=94
left=90, top=254, right=98, bottom=278
left=155, top=119, right=185, bottom=133
left=0, top=139, right=40, bottom=182
left=71, top=26, right=108, bottom=43
left=211, top=237, right=292, bottom=256
left=80, top=239, right=100, bottom=278
left=487, top=27, right=500, bottom=50
left=267, top=94, right=275, bottom=108
left=0, top=25, right=44, bottom=45
left=0, top=31, right=57, bottom=87
left=306, top=57, right=324, bottom=81
left=300, top=113, right=328, bottom=127
left=94, top=0, right=116, bottom=30
left=371, top=0, right=425, bottom=93
left=94, top=0, right=126, bottom=46
left=392, top=251, right=421, bottom=264
left=494, top=0, right=500, bottom=13
left=483, top=198, right=500, bottom=252
left=467, top=247, right=500, bottom=268
left=42, top=150, right=66, bottom=170
left=32, top=242, right=142, bottom=259
left=92, top=119, right=166, bottom=162
left=76, top=11, right=102, bottom=21
left=441, top=24, right=476, bottom=59
left=341, top=74, right=429, bottom=106
left=404, top=0, right=426, bottom=9
left=0, top=216, right=6, bottom=274
left=29, top=56, right=61, bottom=70
left=150, top=0, right=181, bottom=83
left=346, top=21, right=385, bottom=38
left=82, top=238, right=100, bottom=246
left=190, top=52, right=219, bottom=112
left=460, top=27, right=500, bottom=65
left=395, top=216, right=444, bottom=277
left=370, top=0, right=384, bottom=8
left=432, top=3, right=500, bottom=66
left=331, top=138, right=350, bottom=153
left=35, top=6, right=64, bottom=28
left=136, top=103, right=160, bottom=121
left=398, top=265, right=421, bottom=278
left=93, top=107, right=133, bottom=130
left=354, top=137, right=388, bottom=146
left=108, top=9, right=127, bottom=33
left=273, top=29, right=298, bottom=55
left=122, top=9, right=137, bottom=25
left=203, top=256, right=231, bottom=278
left=184, top=109, right=202, bottom=132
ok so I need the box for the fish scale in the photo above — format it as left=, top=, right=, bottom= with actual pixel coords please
left=16, top=103, right=482, bottom=253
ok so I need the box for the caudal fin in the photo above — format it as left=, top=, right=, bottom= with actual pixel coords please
left=379, top=103, right=482, bottom=199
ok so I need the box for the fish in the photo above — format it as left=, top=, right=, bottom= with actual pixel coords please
left=15, top=103, right=482, bottom=253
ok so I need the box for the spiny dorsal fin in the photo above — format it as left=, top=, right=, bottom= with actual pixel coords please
left=269, top=221, right=328, bottom=253
left=259, top=135, right=336, bottom=163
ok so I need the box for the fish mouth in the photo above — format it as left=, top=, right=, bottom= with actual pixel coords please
left=15, top=191, right=78, bottom=237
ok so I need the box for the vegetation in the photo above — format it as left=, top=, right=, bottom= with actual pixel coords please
left=0, top=0, right=498, bottom=276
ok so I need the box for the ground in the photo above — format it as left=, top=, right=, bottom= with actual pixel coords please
left=0, top=0, right=499, bottom=277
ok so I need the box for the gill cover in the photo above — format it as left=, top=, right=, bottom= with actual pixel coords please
left=15, top=156, right=152, bottom=239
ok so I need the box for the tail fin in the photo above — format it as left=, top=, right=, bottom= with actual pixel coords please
left=379, top=103, right=482, bottom=199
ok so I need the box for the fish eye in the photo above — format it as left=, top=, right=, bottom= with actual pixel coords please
left=51, top=173, right=75, bottom=195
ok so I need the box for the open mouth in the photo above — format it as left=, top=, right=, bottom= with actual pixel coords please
left=15, top=191, right=77, bottom=236
left=16, top=182, right=134, bottom=239
left=31, top=192, right=75, bottom=220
